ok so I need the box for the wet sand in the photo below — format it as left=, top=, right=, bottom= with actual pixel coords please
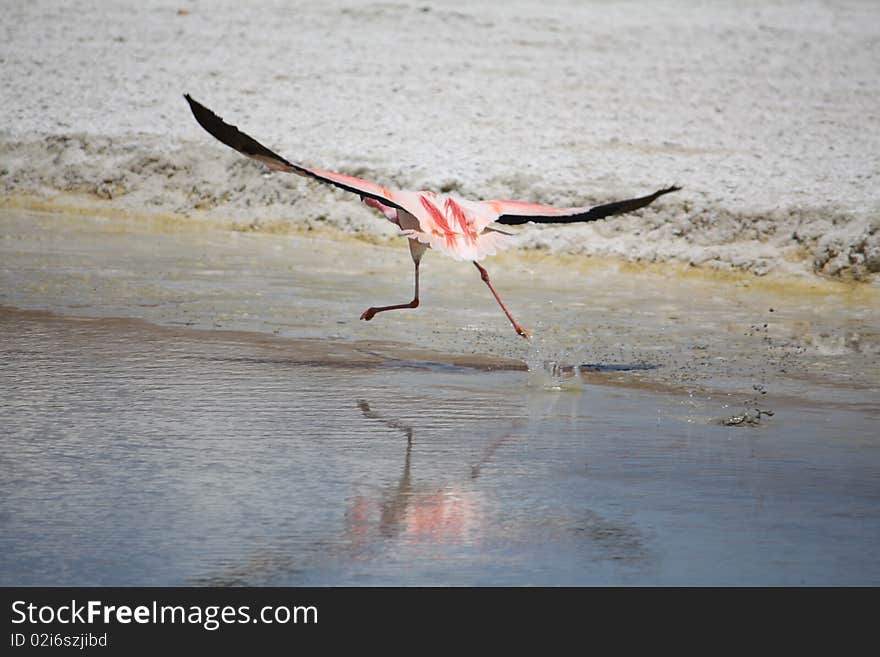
left=1, top=208, right=879, bottom=585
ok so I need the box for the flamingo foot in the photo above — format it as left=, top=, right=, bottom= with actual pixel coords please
left=360, top=298, right=419, bottom=321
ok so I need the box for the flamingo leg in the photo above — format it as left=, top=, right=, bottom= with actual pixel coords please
left=473, top=262, right=530, bottom=339
left=360, top=261, right=420, bottom=321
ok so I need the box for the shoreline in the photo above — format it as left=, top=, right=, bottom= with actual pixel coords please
left=3, top=303, right=877, bottom=416
left=3, top=204, right=878, bottom=407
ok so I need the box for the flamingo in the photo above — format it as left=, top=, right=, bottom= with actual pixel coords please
left=184, top=94, right=680, bottom=338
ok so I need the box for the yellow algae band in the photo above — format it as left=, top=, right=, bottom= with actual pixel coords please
left=2, top=190, right=878, bottom=296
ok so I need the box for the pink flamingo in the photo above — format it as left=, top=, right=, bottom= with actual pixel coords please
left=185, top=95, right=679, bottom=338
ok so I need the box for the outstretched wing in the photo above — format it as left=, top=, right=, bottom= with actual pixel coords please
left=184, top=94, right=406, bottom=212
left=489, top=186, right=681, bottom=225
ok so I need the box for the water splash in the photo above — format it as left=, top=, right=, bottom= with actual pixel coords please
left=525, top=324, right=584, bottom=392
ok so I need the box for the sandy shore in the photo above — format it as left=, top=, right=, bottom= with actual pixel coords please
left=2, top=0, right=878, bottom=281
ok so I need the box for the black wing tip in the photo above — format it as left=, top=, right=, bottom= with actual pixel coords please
left=183, top=93, right=210, bottom=124
left=183, top=93, right=211, bottom=120
left=495, top=184, right=683, bottom=226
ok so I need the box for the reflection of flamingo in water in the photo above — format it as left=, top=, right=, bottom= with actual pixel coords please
left=192, top=402, right=493, bottom=585
left=185, top=95, right=680, bottom=338
left=348, top=400, right=516, bottom=545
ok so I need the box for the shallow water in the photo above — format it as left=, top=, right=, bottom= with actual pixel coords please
left=1, top=209, right=879, bottom=585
